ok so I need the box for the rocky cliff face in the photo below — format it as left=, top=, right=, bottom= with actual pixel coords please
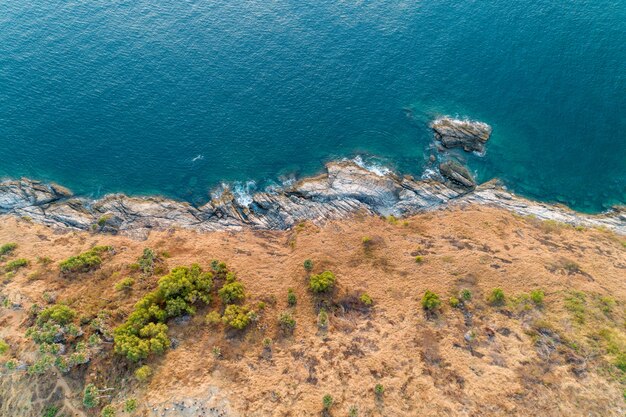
left=0, top=161, right=623, bottom=239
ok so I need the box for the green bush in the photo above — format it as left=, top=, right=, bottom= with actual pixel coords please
left=287, top=289, right=297, bottom=306
left=414, top=256, right=423, bottom=263
left=135, top=365, right=153, bottom=382
left=530, top=289, right=545, bottom=306
left=218, top=281, right=245, bottom=304
left=374, top=383, right=384, bottom=396
left=309, top=271, right=336, bottom=293
left=101, top=405, right=115, bottom=417
left=0, top=339, right=8, bottom=354
left=449, top=297, right=460, bottom=308
left=42, top=406, right=60, bottom=417
left=303, top=259, right=313, bottom=272
left=137, top=248, right=157, bottom=276
left=114, top=277, right=135, bottom=292
left=323, top=394, right=333, bottom=410
left=599, top=296, right=616, bottom=314
left=37, top=304, right=76, bottom=326
left=278, top=312, right=296, bottom=333
left=488, top=288, right=506, bottom=306
left=60, top=246, right=112, bottom=274
left=124, top=398, right=137, bottom=413
left=0, top=243, right=17, bottom=257
left=83, top=383, right=99, bottom=408
left=460, top=289, right=472, bottom=301
left=5, top=258, right=28, bottom=272
left=222, top=305, right=253, bottom=330
left=5, top=359, right=17, bottom=370
left=205, top=311, right=222, bottom=327
left=421, top=291, right=441, bottom=311
left=114, top=264, right=213, bottom=361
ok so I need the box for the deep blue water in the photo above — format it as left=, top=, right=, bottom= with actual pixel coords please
left=1, top=1, right=625, bottom=212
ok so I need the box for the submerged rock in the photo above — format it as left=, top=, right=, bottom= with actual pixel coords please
left=431, top=117, right=492, bottom=153
left=439, top=160, right=476, bottom=189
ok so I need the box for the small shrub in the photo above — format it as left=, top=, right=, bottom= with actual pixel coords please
left=218, top=281, right=245, bottom=304
left=42, top=406, right=59, bottom=417
left=322, top=394, right=333, bottom=410
left=124, top=398, right=137, bottom=413
left=101, top=405, right=115, bottom=417
left=449, top=297, right=460, bottom=308
left=37, top=304, right=76, bottom=326
left=421, top=291, right=441, bottom=311
left=37, top=256, right=53, bottom=265
left=97, top=215, right=111, bottom=228
left=212, top=346, right=221, bottom=358
left=83, top=383, right=100, bottom=408
left=460, top=289, right=472, bottom=301
left=137, top=248, right=158, bottom=276
left=488, top=288, right=505, bottom=306
left=222, top=305, right=252, bottom=330
left=374, top=383, right=384, bottom=397
left=205, top=311, right=222, bottom=327
left=530, top=289, right=545, bottom=306
left=303, top=259, right=313, bottom=272
left=0, top=243, right=17, bottom=257
left=263, top=337, right=272, bottom=348
left=287, top=289, right=297, bottom=306
left=5, top=258, right=28, bottom=272
left=5, top=359, right=18, bottom=370
left=309, top=271, right=336, bottom=293
left=135, top=365, right=153, bottom=382
left=60, top=246, right=112, bottom=274
left=114, top=277, right=135, bottom=292
left=386, top=215, right=398, bottom=225
left=0, top=339, right=8, bottom=354
left=414, top=256, right=424, bottom=263
left=317, top=308, right=329, bottom=329
left=278, top=312, right=296, bottom=334
left=564, top=291, right=586, bottom=324
left=349, top=405, right=358, bottom=417
left=359, top=293, right=373, bottom=306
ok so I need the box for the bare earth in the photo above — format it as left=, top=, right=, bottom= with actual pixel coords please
left=0, top=205, right=625, bottom=417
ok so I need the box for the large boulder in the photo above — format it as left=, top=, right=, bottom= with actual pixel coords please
left=439, top=161, right=476, bottom=189
left=431, top=117, right=492, bottom=153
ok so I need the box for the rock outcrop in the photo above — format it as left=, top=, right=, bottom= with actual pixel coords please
left=0, top=161, right=624, bottom=238
left=439, top=160, right=476, bottom=189
left=431, top=117, right=492, bottom=153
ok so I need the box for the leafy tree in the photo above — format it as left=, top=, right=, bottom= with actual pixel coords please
left=218, top=281, right=245, bottom=304
left=488, top=288, right=506, bottom=306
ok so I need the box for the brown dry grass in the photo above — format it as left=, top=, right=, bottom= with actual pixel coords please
left=0, top=205, right=625, bottom=417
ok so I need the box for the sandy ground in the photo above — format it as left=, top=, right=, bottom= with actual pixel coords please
left=0, top=205, right=624, bottom=416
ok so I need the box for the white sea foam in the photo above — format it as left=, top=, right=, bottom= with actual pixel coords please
left=351, top=155, right=392, bottom=177
left=191, top=154, right=204, bottom=162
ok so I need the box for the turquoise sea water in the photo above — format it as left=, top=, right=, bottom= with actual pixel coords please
left=0, top=1, right=624, bottom=212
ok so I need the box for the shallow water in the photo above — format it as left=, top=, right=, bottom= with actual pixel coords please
left=0, top=1, right=624, bottom=212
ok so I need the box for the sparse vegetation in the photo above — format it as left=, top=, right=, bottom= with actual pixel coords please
left=5, top=258, right=28, bottom=272
left=0, top=243, right=17, bottom=257
left=421, top=291, right=441, bottom=311
left=60, top=246, right=112, bottom=274
left=309, top=271, right=336, bottom=293
left=530, top=289, right=544, bottom=306
left=82, top=383, right=99, bottom=408
left=101, top=405, right=115, bottom=417
left=124, top=398, right=138, bottom=413
left=460, top=289, right=472, bottom=301
left=205, top=311, right=222, bottom=327
left=374, top=383, right=384, bottom=397
left=564, top=291, right=586, bottom=324
left=414, top=255, right=423, bottom=263
left=137, top=248, right=158, bottom=276
left=0, top=339, right=8, bottom=354
left=317, top=308, right=329, bottom=329
left=278, top=311, right=296, bottom=334
left=488, top=288, right=505, bottom=306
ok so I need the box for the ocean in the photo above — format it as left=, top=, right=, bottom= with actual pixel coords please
left=0, top=1, right=624, bottom=212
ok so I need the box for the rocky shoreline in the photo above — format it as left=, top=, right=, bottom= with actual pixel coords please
left=0, top=118, right=623, bottom=238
